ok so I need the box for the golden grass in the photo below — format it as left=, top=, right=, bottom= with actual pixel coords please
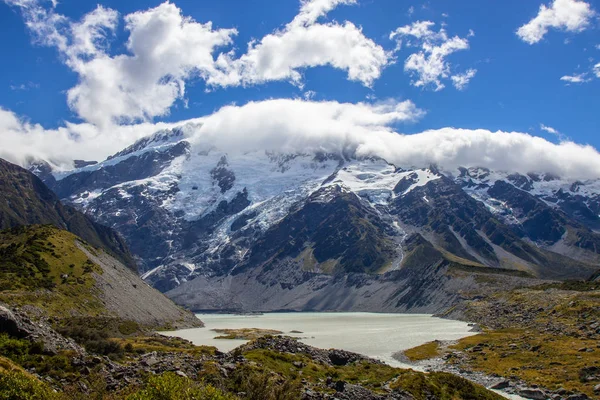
left=402, top=341, right=441, bottom=362
left=212, top=328, right=283, bottom=340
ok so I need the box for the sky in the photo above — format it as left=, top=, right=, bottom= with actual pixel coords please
left=0, top=0, right=599, bottom=178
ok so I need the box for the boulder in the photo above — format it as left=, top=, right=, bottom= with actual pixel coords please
left=519, top=389, right=547, bottom=400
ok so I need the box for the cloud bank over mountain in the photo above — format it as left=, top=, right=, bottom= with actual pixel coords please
left=3, top=98, right=600, bottom=180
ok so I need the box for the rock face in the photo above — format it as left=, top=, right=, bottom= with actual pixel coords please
left=0, top=304, right=83, bottom=355
left=29, top=124, right=600, bottom=311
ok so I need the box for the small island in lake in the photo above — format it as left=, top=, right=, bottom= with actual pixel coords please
left=211, top=328, right=283, bottom=340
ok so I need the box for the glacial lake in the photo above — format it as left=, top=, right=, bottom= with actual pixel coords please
left=162, top=312, right=477, bottom=369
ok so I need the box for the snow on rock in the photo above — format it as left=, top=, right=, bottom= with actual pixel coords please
left=455, top=167, right=600, bottom=224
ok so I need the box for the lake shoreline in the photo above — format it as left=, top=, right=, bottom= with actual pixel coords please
left=162, top=312, right=477, bottom=367
left=162, top=312, right=526, bottom=399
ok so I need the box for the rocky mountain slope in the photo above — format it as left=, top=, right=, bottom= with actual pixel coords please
left=0, top=158, right=136, bottom=271
left=31, top=124, right=600, bottom=312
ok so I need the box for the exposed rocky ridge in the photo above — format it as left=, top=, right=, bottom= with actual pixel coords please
left=78, top=241, right=202, bottom=329
left=0, top=158, right=137, bottom=271
left=0, top=303, right=84, bottom=355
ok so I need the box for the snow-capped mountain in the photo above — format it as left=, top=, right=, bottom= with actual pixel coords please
left=32, top=124, right=600, bottom=312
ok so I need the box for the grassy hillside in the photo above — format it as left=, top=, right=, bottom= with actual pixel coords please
left=0, top=225, right=200, bottom=330
left=0, top=158, right=136, bottom=271
left=0, top=225, right=104, bottom=316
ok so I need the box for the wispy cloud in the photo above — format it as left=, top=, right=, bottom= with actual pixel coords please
left=9, top=81, right=39, bottom=91
left=560, top=72, right=591, bottom=83
left=540, top=123, right=570, bottom=142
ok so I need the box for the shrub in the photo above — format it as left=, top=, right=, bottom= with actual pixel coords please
left=0, top=359, right=61, bottom=400
left=57, top=322, right=124, bottom=357
left=126, top=372, right=236, bottom=400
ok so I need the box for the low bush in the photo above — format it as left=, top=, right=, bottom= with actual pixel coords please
left=0, top=356, right=61, bottom=400
left=126, top=372, right=236, bottom=400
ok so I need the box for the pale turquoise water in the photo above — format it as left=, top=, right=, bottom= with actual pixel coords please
left=162, top=312, right=476, bottom=368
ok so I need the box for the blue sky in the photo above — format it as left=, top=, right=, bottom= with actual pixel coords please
left=0, top=0, right=599, bottom=175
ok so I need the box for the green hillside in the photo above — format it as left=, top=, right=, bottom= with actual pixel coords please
left=0, top=225, right=105, bottom=316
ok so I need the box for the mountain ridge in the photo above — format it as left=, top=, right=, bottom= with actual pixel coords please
left=27, top=125, right=600, bottom=311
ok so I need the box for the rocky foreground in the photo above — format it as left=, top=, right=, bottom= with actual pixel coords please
left=0, top=302, right=504, bottom=400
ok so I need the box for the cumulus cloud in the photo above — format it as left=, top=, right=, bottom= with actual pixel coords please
left=594, top=63, right=600, bottom=78
left=208, top=0, right=390, bottom=88
left=390, top=21, right=475, bottom=91
left=5, top=0, right=391, bottom=125
left=3, top=0, right=237, bottom=126
left=517, top=0, right=596, bottom=44
left=4, top=99, right=600, bottom=180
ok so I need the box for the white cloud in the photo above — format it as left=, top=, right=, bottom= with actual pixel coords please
left=292, top=0, right=357, bottom=27
left=390, top=21, right=475, bottom=91
left=4, top=0, right=238, bottom=126
left=4, top=98, right=600, bottom=180
left=560, top=72, right=591, bottom=83
left=5, top=0, right=392, bottom=125
left=594, top=63, right=600, bottom=78
left=451, top=68, right=477, bottom=90
left=540, top=124, right=560, bottom=136
left=517, top=0, right=596, bottom=44
left=208, top=0, right=390, bottom=89
left=67, top=3, right=238, bottom=127
left=0, top=107, right=190, bottom=169
left=303, top=90, right=317, bottom=100
left=0, top=99, right=423, bottom=168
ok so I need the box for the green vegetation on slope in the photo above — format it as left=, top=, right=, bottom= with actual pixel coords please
left=0, top=356, right=61, bottom=400
left=0, top=225, right=105, bottom=317
left=402, top=341, right=441, bottom=362
left=126, top=373, right=236, bottom=400
left=234, top=343, right=503, bottom=400
left=403, top=281, right=600, bottom=397
left=0, top=158, right=136, bottom=271
left=0, top=225, right=105, bottom=316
